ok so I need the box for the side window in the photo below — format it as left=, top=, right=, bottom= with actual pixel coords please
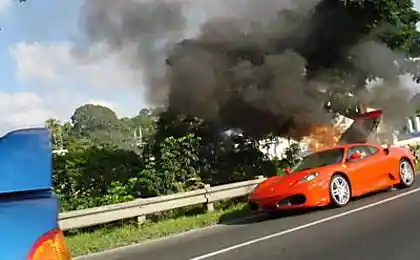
left=346, top=145, right=372, bottom=161
left=346, top=147, right=359, bottom=160
left=365, top=145, right=379, bottom=155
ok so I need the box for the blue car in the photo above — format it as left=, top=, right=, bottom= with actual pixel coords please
left=0, top=128, right=71, bottom=259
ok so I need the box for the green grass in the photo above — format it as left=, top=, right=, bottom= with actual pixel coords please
left=65, top=202, right=250, bottom=257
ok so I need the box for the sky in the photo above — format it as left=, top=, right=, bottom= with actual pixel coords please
left=0, top=0, right=419, bottom=135
left=0, top=0, right=148, bottom=134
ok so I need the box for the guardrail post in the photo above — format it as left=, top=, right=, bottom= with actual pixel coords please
left=137, top=215, right=146, bottom=226
left=204, top=184, right=214, bottom=212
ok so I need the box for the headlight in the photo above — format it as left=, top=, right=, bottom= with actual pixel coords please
left=299, top=172, right=319, bottom=183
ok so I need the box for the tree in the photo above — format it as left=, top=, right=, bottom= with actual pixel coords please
left=68, top=104, right=160, bottom=152
left=154, top=111, right=277, bottom=185
left=125, top=114, right=156, bottom=145
left=71, top=104, right=120, bottom=138
left=45, top=118, right=72, bottom=151
left=302, top=0, right=420, bottom=80
left=310, top=0, right=420, bottom=115
left=366, top=0, right=420, bottom=57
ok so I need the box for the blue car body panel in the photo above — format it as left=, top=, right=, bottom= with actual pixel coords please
left=0, top=192, right=59, bottom=259
left=0, top=128, right=51, bottom=193
left=0, top=128, right=59, bottom=259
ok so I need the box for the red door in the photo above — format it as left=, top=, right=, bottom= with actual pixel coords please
left=344, top=145, right=383, bottom=195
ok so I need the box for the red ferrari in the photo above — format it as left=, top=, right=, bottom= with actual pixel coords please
left=248, top=110, right=417, bottom=212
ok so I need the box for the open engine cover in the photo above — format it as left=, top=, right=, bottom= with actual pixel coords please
left=337, top=110, right=382, bottom=144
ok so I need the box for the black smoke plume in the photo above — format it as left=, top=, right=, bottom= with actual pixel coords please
left=77, top=0, right=419, bottom=140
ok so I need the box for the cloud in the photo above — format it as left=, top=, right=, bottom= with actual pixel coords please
left=10, top=42, right=144, bottom=90
left=0, top=90, right=124, bottom=135
left=6, top=41, right=144, bottom=134
left=10, top=42, right=66, bottom=83
left=0, top=0, right=11, bottom=16
left=0, top=92, right=50, bottom=133
left=0, top=87, right=141, bottom=135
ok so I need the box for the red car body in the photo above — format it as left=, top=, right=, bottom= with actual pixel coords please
left=248, top=110, right=417, bottom=212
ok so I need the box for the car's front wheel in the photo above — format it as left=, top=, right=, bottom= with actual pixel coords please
left=329, top=174, right=351, bottom=207
left=397, top=159, right=415, bottom=189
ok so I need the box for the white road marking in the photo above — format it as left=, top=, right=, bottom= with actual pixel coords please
left=188, top=187, right=420, bottom=260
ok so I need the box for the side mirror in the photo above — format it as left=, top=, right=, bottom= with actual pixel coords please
left=348, top=152, right=362, bottom=161
left=284, top=168, right=291, bottom=175
left=384, top=147, right=390, bottom=155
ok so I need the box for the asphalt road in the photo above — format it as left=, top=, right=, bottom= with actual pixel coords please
left=79, top=182, right=420, bottom=260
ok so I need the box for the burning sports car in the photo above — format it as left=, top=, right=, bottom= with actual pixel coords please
left=248, top=110, right=416, bottom=212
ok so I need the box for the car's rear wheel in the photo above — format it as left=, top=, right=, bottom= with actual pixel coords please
left=397, top=159, right=415, bottom=189
left=329, top=174, right=351, bottom=207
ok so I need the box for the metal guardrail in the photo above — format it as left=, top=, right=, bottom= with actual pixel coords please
left=58, top=176, right=266, bottom=231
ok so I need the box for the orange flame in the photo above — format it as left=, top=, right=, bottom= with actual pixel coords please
left=306, top=125, right=341, bottom=152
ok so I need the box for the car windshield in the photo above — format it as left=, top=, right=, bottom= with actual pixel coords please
left=291, top=148, right=344, bottom=172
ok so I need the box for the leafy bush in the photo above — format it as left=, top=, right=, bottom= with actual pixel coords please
left=54, top=133, right=207, bottom=211
left=49, top=106, right=302, bottom=212
left=271, top=143, right=302, bottom=175
left=53, top=139, right=143, bottom=211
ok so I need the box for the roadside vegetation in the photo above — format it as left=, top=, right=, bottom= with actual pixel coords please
left=50, top=105, right=293, bottom=212
left=42, top=0, right=420, bottom=257
left=51, top=105, right=297, bottom=256
left=65, top=199, right=249, bottom=257
left=54, top=104, right=420, bottom=258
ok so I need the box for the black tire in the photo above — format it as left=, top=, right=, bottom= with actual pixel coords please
left=329, top=174, right=351, bottom=207
left=396, top=159, right=415, bottom=189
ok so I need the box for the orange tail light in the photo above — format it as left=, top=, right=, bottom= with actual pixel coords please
left=26, top=228, right=71, bottom=260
